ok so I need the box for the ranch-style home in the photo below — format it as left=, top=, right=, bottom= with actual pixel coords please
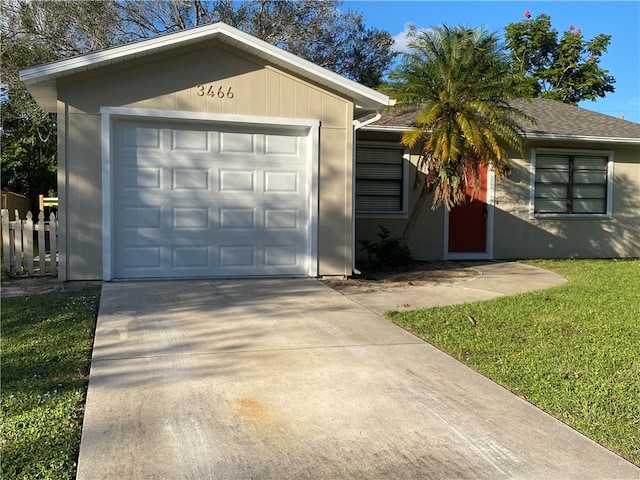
left=20, top=22, right=640, bottom=281
left=357, top=98, right=640, bottom=263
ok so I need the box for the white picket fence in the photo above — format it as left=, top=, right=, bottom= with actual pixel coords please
left=1, top=209, right=58, bottom=277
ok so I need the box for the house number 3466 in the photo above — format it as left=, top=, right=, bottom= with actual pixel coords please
left=196, top=84, right=234, bottom=99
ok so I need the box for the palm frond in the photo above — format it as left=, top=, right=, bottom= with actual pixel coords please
left=384, top=24, right=530, bottom=210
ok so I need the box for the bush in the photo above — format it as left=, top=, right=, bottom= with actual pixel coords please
left=359, top=226, right=413, bottom=269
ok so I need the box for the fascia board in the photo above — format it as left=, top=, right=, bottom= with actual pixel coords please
left=524, top=133, right=640, bottom=144
left=20, top=22, right=393, bottom=112
left=360, top=126, right=640, bottom=144
left=360, top=125, right=416, bottom=133
left=19, top=30, right=211, bottom=83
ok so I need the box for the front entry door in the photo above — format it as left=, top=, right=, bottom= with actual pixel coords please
left=447, top=165, right=491, bottom=258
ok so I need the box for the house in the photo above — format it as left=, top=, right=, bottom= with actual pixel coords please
left=356, top=98, right=640, bottom=261
left=20, top=22, right=640, bottom=281
left=20, top=22, right=394, bottom=281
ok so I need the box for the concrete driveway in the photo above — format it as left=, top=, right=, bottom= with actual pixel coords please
left=77, top=268, right=639, bottom=479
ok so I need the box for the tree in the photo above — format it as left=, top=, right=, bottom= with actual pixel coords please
left=382, top=25, right=530, bottom=240
left=504, top=12, right=615, bottom=104
left=115, top=0, right=395, bottom=87
left=1, top=0, right=120, bottom=207
left=0, top=85, right=57, bottom=205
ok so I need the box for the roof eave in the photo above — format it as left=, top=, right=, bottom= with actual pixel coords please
left=20, top=22, right=394, bottom=113
left=524, top=133, right=640, bottom=144
left=360, top=125, right=416, bottom=133
left=359, top=126, right=640, bottom=145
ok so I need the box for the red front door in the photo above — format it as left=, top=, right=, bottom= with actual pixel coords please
left=448, top=166, right=488, bottom=253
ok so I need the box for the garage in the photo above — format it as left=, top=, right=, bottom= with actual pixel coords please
left=19, top=21, right=393, bottom=280
left=110, top=116, right=316, bottom=279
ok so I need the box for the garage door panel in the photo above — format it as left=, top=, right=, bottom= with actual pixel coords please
left=121, top=167, right=162, bottom=189
left=218, top=131, right=255, bottom=153
left=121, top=246, right=163, bottom=269
left=264, top=209, right=299, bottom=229
left=218, top=169, right=256, bottom=192
left=219, top=245, right=255, bottom=268
left=113, top=119, right=311, bottom=278
left=220, top=208, right=256, bottom=229
left=264, top=245, right=298, bottom=267
left=172, top=246, right=211, bottom=268
left=264, top=134, right=299, bottom=155
left=172, top=207, right=211, bottom=230
left=117, top=203, right=307, bottom=233
left=264, top=171, right=299, bottom=193
left=117, top=125, right=162, bottom=152
left=172, top=168, right=211, bottom=191
left=171, top=128, right=210, bottom=152
left=122, top=207, right=162, bottom=229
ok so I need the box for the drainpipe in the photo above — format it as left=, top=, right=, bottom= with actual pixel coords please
left=351, top=113, right=382, bottom=275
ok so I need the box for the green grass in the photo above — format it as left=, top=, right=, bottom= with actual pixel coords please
left=1, top=287, right=101, bottom=479
left=388, top=259, right=640, bottom=466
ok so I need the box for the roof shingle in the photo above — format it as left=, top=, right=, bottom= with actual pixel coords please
left=372, top=98, right=640, bottom=140
left=512, top=98, right=640, bottom=139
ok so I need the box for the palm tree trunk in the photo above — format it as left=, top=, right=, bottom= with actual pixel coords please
left=401, top=182, right=431, bottom=243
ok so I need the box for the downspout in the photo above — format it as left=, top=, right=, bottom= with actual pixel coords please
left=351, top=113, right=381, bottom=275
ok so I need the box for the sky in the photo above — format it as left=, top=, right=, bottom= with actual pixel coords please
left=341, top=0, right=640, bottom=123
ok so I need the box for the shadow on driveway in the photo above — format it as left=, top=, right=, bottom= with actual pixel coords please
left=76, top=275, right=638, bottom=479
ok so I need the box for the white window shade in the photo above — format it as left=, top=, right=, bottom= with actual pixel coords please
left=356, top=145, right=406, bottom=214
left=533, top=150, right=612, bottom=217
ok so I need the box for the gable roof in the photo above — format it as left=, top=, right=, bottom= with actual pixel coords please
left=367, top=98, right=640, bottom=144
left=20, top=22, right=394, bottom=113
left=511, top=98, right=640, bottom=142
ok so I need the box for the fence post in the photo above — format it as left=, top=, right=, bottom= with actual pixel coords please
left=24, top=211, right=34, bottom=275
left=37, top=211, right=46, bottom=275
left=13, top=209, right=22, bottom=276
left=1, top=209, right=9, bottom=275
left=49, top=211, right=57, bottom=276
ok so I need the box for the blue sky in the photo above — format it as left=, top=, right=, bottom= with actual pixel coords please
left=341, top=1, right=640, bottom=123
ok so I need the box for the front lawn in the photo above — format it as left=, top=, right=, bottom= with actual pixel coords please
left=1, top=287, right=101, bottom=479
left=387, top=259, right=640, bottom=466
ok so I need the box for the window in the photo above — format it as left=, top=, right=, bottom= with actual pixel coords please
left=532, top=149, right=612, bottom=217
left=355, top=144, right=407, bottom=214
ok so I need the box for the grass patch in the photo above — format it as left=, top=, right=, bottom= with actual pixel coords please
left=387, top=259, right=640, bottom=465
left=1, top=287, right=101, bottom=479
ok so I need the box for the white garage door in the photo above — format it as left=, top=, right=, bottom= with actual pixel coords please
left=112, top=119, right=312, bottom=278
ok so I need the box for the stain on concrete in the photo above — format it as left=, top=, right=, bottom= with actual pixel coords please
left=235, top=397, right=274, bottom=429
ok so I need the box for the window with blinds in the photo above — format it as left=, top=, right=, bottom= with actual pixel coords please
left=356, top=145, right=405, bottom=213
left=534, top=151, right=611, bottom=216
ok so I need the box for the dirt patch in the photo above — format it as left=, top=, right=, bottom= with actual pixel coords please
left=1, top=276, right=100, bottom=298
left=322, top=261, right=480, bottom=294
left=1, top=262, right=479, bottom=298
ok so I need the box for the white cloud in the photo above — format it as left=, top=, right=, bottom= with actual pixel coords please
left=392, top=23, right=415, bottom=53
left=392, top=23, right=436, bottom=54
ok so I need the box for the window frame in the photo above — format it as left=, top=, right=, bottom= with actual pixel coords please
left=355, top=141, right=409, bottom=217
left=530, top=147, right=614, bottom=219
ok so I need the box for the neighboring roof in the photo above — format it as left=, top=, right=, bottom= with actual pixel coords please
left=366, top=98, right=640, bottom=144
left=19, top=22, right=394, bottom=113
left=364, top=108, right=419, bottom=131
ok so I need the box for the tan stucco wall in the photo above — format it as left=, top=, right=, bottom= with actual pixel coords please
left=494, top=142, right=640, bottom=259
left=56, top=40, right=354, bottom=280
left=356, top=131, right=640, bottom=261
left=355, top=130, right=444, bottom=263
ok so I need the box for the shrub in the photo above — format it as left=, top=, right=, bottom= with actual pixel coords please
left=359, top=226, right=413, bottom=269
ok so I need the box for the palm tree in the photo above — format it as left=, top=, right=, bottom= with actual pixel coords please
left=382, top=25, right=531, bottom=241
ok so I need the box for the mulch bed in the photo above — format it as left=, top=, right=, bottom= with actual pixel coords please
left=322, top=261, right=480, bottom=294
